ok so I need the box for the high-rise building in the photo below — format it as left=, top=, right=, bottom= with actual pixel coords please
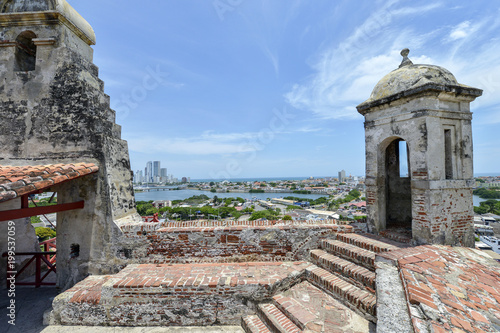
left=134, top=170, right=144, bottom=183
left=160, top=168, right=168, bottom=182
left=146, top=161, right=153, bottom=183
left=153, top=161, right=161, bottom=178
left=338, top=170, right=346, bottom=183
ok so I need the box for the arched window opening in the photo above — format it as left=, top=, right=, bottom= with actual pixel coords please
left=15, top=31, right=37, bottom=72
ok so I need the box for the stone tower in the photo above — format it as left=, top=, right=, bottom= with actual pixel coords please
left=357, top=49, right=482, bottom=247
left=0, top=0, right=139, bottom=287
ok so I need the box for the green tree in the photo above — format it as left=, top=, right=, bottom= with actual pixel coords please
left=136, top=202, right=154, bottom=216
left=348, top=189, right=361, bottom=198
left=283, top=215, right=292, bottom=220
left=474, top=205, right=489, bottom=214
left=35, top=227, right=56, bottom=241
left=249, top=209, right=279, bottom=221
left=144, top=207, right=158, bottom=216
left=31, top=215, right=42, bottom=224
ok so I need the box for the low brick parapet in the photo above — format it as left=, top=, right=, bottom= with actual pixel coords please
left=119, top=224, right=352, bottom=264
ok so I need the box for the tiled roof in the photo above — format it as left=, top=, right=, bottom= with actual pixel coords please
left=0, top=163, right=99, bottom=203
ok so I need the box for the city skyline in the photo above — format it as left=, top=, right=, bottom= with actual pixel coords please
left=67, top=1, right=500, bottom=179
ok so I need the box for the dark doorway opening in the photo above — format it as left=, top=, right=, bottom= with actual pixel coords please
left=385, top=139, right=412, bottom=229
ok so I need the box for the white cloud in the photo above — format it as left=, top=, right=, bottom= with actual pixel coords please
left=129, top=136, right=257, bottom=155
left=284, top=1, right=443, bottom=120
left=128, top=126, right=320, bottom=156
left=449, top=21, right=472, bottom=40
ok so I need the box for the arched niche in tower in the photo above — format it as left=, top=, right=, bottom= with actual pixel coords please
left=14, top=31, right=37, bottom=72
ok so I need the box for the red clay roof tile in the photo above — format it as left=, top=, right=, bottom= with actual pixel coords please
left=0, top=163, right=99, bottom=203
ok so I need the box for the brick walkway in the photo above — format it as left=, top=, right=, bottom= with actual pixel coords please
left=379, top=245, right=500, bottom=333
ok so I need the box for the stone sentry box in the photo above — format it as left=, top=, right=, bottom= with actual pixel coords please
left=357, top=49, right=482, bottom=247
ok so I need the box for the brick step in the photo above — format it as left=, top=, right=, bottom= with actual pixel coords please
left=257, top=303, right=301, bottom=333
left=321, top=239, right=376, bottom=270
left=310, top=249, right=376, bottom=291
left=306, top=266, right=376, bottom=320
left=273, top=281, right=373, bottom=331
left=242, top=315, right=272, bottom=333
left=336, top=233, right=402, bottom=253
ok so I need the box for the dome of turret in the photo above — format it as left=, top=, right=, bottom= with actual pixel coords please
left=365, top=49, right=459, bottom=103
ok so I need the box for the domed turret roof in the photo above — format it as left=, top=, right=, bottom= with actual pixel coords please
left=357, top=49, right=482, bottom=114
left=369, top=49, right=459, bottom=101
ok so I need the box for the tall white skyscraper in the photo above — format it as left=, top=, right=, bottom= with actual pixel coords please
left=338, top=170, right=346, bottom=183
left=146, top=161, right=153, bottom=183
left=153, top=161, right=161, bottom=179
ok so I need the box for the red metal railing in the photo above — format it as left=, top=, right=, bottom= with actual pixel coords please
left=3, top=237, right=56, bottom=287
left=142, top=213, right=160, bottom=222
left=40, top=237, right=56, bottom=265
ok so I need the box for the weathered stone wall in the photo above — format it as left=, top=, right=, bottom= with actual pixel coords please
left=119, top=223, right=352, bottom=264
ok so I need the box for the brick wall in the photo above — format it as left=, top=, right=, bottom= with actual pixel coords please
left=119, top=222, right=352, bottom=264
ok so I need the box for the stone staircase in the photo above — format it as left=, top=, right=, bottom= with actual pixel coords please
left=242, top=233, right=405, bottom=332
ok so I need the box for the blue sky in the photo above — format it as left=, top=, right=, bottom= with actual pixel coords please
left=67, top=0, right=500, bottom=179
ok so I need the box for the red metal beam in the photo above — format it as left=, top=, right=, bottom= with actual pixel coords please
left=0, top=201, right=84, bottom=222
